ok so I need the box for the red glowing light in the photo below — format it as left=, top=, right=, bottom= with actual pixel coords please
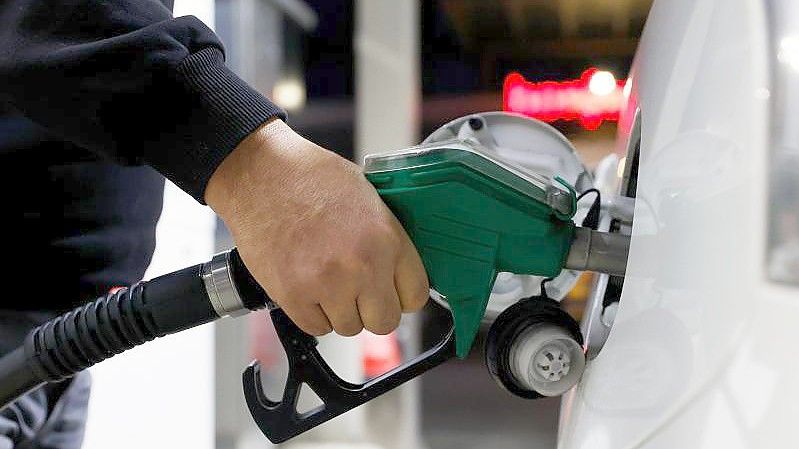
left=502, top=68, right=626, bottom=131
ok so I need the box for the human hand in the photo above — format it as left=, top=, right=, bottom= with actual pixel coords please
left=205, top=119, right=429, bottom=336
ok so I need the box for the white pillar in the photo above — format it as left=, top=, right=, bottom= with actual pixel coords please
left=213, top=2, right=285, bottom=449
left=355, top=0, right=420, bottom=161
left=355, top=2, right=422, bottom=449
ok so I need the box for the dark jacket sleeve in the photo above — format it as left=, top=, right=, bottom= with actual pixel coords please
left=0, top=0, right=286, bottom=202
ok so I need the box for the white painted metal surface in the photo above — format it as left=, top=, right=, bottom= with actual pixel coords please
left=557, top=0, right=799, bottom=447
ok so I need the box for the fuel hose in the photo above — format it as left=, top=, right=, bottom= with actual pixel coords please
left=0, top=248, right=267, bottom=410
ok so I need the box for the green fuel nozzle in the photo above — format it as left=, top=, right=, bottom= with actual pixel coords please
left=365, top=141, right=579, bottom=358
left=364, top=113, right=630, bottom=358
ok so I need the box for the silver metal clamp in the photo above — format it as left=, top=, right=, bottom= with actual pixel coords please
left=201, top=251, right=249, bottom=318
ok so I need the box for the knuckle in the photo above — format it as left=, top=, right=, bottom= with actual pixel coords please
left=318, top=255, right=343, bottom=278
left=381, top=223, right=403, bottom=248
left=307, top=255, right=349, bottom=283
left=364, top=221, right=401, bottom=251
left=348, top=254, right=372, bottom=277
left=334, top=249, right=371, bottom=281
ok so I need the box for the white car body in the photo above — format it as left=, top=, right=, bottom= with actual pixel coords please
left=559, top=0, right=799, bottom=447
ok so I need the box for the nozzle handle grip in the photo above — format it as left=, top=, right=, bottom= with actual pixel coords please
left=243, top=307, right=455, bottom=443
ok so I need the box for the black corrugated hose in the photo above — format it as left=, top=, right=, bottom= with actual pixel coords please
left=0, top=249, right=266, bottom=410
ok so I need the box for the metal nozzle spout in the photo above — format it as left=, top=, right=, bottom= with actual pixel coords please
left=565, top=227, right=630, bottom=277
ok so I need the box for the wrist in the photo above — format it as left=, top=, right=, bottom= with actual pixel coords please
left=205, top=117, right=289, bottom=218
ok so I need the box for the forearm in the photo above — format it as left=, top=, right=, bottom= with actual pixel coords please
left=0, top=0, right=285, bottom=201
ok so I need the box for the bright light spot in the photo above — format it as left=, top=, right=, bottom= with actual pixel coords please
left=623, top=77, right=633, bottom=99
left=754, top=87, right=771, bottom=100
left=272, top=78, right=306, bottom=111
left=617, top=156, right=627, bottom=178
left=589, top=70, right=617, bottom=96
left=172, top=0, right=214, bottom=26
left=779, top=36, right=799, bottom=72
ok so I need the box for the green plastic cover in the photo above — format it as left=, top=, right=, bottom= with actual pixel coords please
left=365, top=141, right=577, bottom=358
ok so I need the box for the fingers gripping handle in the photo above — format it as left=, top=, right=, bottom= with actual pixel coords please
left=243, top=307, right=456, bottom=443
left=230, top=248, right=457, bottom=442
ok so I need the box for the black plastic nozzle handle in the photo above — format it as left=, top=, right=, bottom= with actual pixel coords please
left=243, top=306, right=456, bottom=444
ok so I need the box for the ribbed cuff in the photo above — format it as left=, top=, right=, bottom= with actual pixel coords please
left=163, top=47, right=286, bottom=203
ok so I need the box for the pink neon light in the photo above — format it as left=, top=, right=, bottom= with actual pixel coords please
left=502, top=68, right=626, bottom=131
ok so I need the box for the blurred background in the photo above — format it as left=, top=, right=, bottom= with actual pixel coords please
left=84, top=1, right=652, bottom=449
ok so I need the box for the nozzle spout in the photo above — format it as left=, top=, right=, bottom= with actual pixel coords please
left=565, top=228, right=630, bottom=277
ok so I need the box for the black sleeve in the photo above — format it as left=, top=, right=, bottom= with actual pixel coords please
left=0, top=0, right=286, bottom=202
